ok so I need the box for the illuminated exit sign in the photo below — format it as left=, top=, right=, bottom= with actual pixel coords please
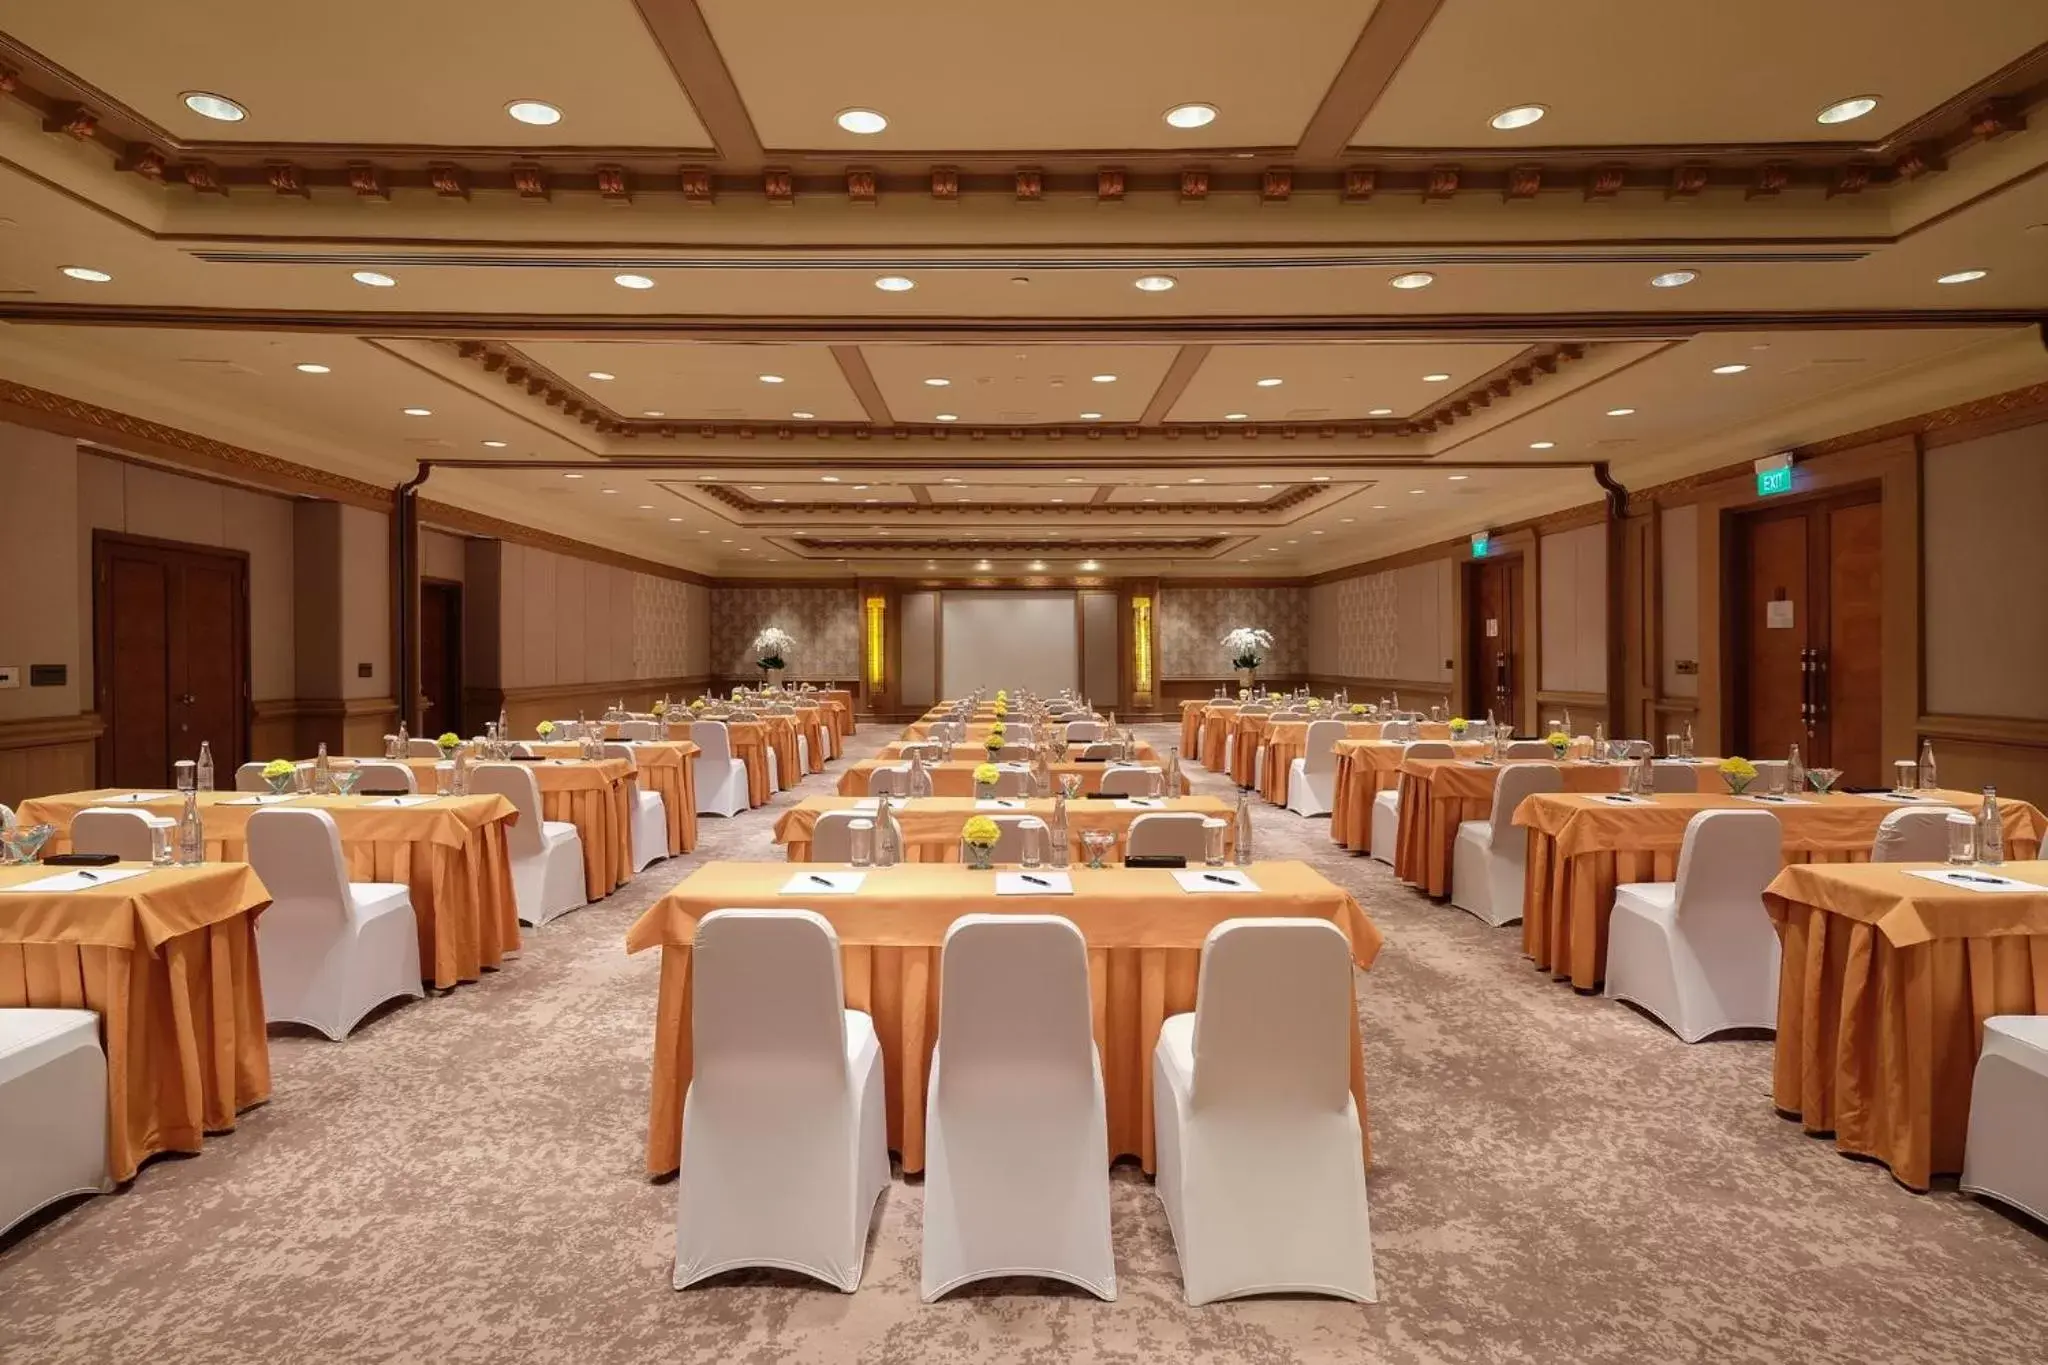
left=1470, top=531, right=1491, bottom=558
left=1754, top=452, right=1794, bottom=497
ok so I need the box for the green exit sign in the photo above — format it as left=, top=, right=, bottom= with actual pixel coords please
left=1756, top=464, right=1794, bottom=496
left=1470, top=531, right=1491, bottom=558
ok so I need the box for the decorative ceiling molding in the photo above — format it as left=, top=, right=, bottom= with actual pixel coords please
left=688, top=482, right=1330, bottom=517
left=1140, top=345, right=1212, bottom=425
left=789, top=535, right=1226, bottom=555
left=829, top=345, right=895, bottom=426
left=416, top=497, right=713, bottom=585
left=1297, top=0, right=1446, bottom=160
left=630, top=0, right=765, bottom=166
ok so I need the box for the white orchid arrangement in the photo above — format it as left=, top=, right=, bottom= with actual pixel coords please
left=750, top=626, right=797, bottom=670
left=1220, top=626, right=1275, bottom=670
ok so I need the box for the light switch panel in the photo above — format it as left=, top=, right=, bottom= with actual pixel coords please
left=0, top=665, right=18, bottom=689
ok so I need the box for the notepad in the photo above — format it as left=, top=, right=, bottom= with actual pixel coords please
left=1870, top=792, right=1949, bottom=804
left=1737, top=794, right=1812, bottom=806
left=103, top=792, right=174, bottom=804
left=1115, top=798, right=1167, bottom=809
left=373, top=795, right=439, bottom=807
left=997, top=872, right=1074, bottom=896
left=222, top=793, right=301, bottom=806
left=1905, top=869, right=2039, bottom=894
left=1596, top=794, right=1654, bottom=805
left=847, top=798, right=881, bottom=812
left=780, top=871, right=866, bottom=894
left=974, top=798, right=1024, bottom=810
left=1172, top=869, right=1261, bottom=894
left=0, top=868, right=152, bottom=894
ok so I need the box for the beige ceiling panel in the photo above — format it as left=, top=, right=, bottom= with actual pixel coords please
left=1355, top=0, right=2048, bottom=147
left=1169, top=342, right=1530, bottom=421
left=700, top=0, right=1378, bottom=150
left=510, top=342, right=869, bottom=421
left=859, top=344, right=1181, bottom=423
left=0, top=0, right=711, bottom=146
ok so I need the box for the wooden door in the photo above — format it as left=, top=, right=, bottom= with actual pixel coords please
left=419, top=579, right=462, bottom=737
left=1465, top=556, right=1525, bottom=730
left=95, top=534, right=249, bottom=787
left=1729, top=490, right=1882, bottom=783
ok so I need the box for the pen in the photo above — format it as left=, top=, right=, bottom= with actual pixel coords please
left=78, top=870, right=98, bottom=882
left=1203, top=872, right=1239, bottom=886
left=1950, top=873, right=2005, bottom=885
left=808, top=874, right=834, bottom=887
left=1021, top=874, right=1051, bottom=887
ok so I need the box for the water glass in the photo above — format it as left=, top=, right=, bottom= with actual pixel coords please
left=1945, top=812, right=1977, bottom=865
left=1147, top=769, right=1165, bottom=799
left=1767, top=764, right=1788, bottom=796
left=1203, top=817, right=1228, bottom=867
left=150, top=819, right=175, bottom=867
left=175, top=759, right=197, bottom=793
left=293, top=764, right=313, bottom=794
left=847, top=818, right=874, bottom=868
left=1664, top=734, right=1681, bottom=759
left=1892, top=760, right=1918, bottom=794
left=434, top=763, right=453, bottom=796
left=1019, top=818, right=1045, bottom=870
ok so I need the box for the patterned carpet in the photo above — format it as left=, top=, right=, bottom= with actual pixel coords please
left=3, top=723, right=2046, bottom=1364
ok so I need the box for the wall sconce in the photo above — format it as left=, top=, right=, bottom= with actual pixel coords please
left=864, top=596, right=886, bottom=689
left=1131, top=595, right=1154, bottom=700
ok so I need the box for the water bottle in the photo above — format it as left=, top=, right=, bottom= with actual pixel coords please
left=1046, top=793, right=1070, bottom=869
left=452, top=742, right=470, bottom=796
left=1233, top=791, right=1255, bottom=867
left=1918, top=740, right=1938, bottom=792
left=177, top=791, right=204, bottom=866
left=908, top=753, right=934, bottom=800
left=1163, top=746, right=1182, bottom=799
left=1787, top=743, right=1805, bottom=797
left=1635, top=751, right=1654, bottom=796
left=190, top=740, right=214, bottom=793
left=314, top=742, right=333, bottom=794
left=396, top=719, right=410, bottom=754
left=1683, top=721, right=1694, bottom=758
left=873, top=792, right=898, bottom=867
left=1978, top=786, right=2004, bottom=866
left=1592, top=723, right=1606, bottom=762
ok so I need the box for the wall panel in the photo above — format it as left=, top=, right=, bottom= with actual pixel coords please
left=1924, top=423, right=2048, bottom=720
left=899, top=591, right=937, bottom=708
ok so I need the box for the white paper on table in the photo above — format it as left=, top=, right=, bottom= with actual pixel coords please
left=975, top=798, right=1026, bottom=810
left=0, top=868, right=153, bottom=894
left=1904, top=869, right=2041, bottom=895
left=1737, top=793, right=1813, bottom=806
left=997, top=871, right=1074, bottom=896
left=222, top=793, right=302, bottom=806
left=847, top=798, right=881, bottom=811
left=104, top=792, right=175, bottom=804
left=781, top=870, right=866, bottom=895
left=1592, top=794, right=1654, bottom=806
left=1115, top=798, right=1167, bottom=809
left=1172, top=869, right=1262, bottom=894
left=374, top=795, right=439, bottom=807
left=1870, top=792, right=1953, bottom=804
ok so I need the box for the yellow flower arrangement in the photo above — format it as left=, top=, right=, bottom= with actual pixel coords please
left=436, top=732, right=461, bottom=752
left=1719, top=756, right=1757, bottom=779
left=995, top=690, right=1008, bottom=703
left=690, top=698, right=706, bottom=711
left=1546, top=729, right=1571, bottom=755
left=1349, top=703, right=1368, bottom=716
left=973, top=763, right=1000, bottom=786
left=651, top=700, right=667, bottom=715
left=984, top=735, right=1005, bottom=753
left=1306, top=698, right=1324, bottom=712
left=962, top=814, right=1001, bottom=847
left=536, top=721, right=555, bottom=737
left=1449, top=717, right=1469, bottom=735
left=261, top=758, right=296, bottom=779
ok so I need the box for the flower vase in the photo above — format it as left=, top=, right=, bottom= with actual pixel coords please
left=1722, top=773, right=1753, bottom=796
left=1237, top=667, right=1257, bottom=688
left=964, top=842, right=995, bottom=871
left=975, top=782, right=996, bottom=802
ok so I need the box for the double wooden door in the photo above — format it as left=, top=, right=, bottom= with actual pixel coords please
left=1730, top=490, right=1882, bottom=785
left=94, top=534, right=250, bottom=788
left=1465, top=555, right=1525, bottom=730
left=419, top=579, right=463, bottom=737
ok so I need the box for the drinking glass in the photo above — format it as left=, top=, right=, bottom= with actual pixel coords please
left=150, top=819, right=175, bottom=867
left=1807, top=767, right=1841, bottom=795
left=1893, top=760, right=1918, bottom=794
left=1081, top=829, right=1115, bottom=869
left=331, top=764, right=362, bottom=797
left=175, top=759, right=197, bottom=794
left=1767, top=764, right=1787, bottom=796
left=1059, top=773, right=1083, bottom=800
left=1945, top=812, right=1977, bottom=865
left=848, top=818, right=874, bottom=868
left=1664, top=734, right=1681, bottom=759
left=434, top=763, right=453, bottom=796
left=1202, top=818, right=1228, bottom=867
left=1019, top=819, right=1045, bottom=870
left=293, top=764, right=313, bottom=794
left=1147, top=769, right=1165, bottom=799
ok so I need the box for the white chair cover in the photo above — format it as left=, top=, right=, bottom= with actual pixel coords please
left=1450, top=763, right=1565, bottom=926
left=70, top=807, right=162, bottom=861
left=691, top=722, right=750, bottom=818
left=1125, top=813, right=1208, bottom=862
left=1962, top=1016, right=2048, bottom=1222
left=1872, top=806, right=1951, bottom=862
left=1098, top=766, right=1161, bottom=797
left=0, top=1009, right=109, bottom=1236
left=866, top=765, right=913, bottom=797
left=1370, top=740, right=1453, bottom=864
left=1284, top=719, right=1347, bottom=816
left=1649, top=761, right=1698, bottom=793
left=810, top=810, right=903, bottom=862
left=407, top=738, right=444, bottom=758
left=606, top=742, right=670, bottom=872
left=349, top=760, right=418, bottom=794
left=468, top=763, right=586, bottom=926
left=1502, top=740, right=1554, bottom=759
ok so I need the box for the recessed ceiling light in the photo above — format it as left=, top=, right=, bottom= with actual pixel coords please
left=1091, top=374, right=1118, bottom=384
left=642, top=410, right=666, bottom=417
left=1224, top=413, right=1249, bottom=421
left=820, top=475, right=840, bottom=482
left=637, top=504, right=654, bottom=510
left=1606, top=407, right=1636, bottom=417
left=1489, top=104, right=1547, bottom=131
left=1448, top=474, right=1470, bottom=481
left=836, top=108, right=887, bottom=135
left=1409, top=489, right=1426, bottom=495
left=874, top=275, right=915, bottom=292
left=1164, top=103, right=1218, bottom=129
left=1529, top=440, right=1555, bottom=450
left=1080, top=412, right=1103, bottom=420
left=1080, top=560, right=1101, bottom=571
left=586, top=371, right=615, bottom=381
left=1649, top=270, right=1697, bottom=289
left=402, top=407, right=432, bottom=417
left=1372, top=503, right=1388, bottom=510
left=564, top=473, right=584, bottom=480
left=1134, top=274, right=1177, bottom=292
left=482, top=440, right=507, bottom=448
left=60, top=266, right=112, bottom=283
left=1816, top=96, right=1879, bottom=126
left=1030, top=561, right=1047, bottom=571
left=614, top=274, right=654, bottom=290
left=942, top=476, right=962, bottom=483
left=1311, top=476, right=1331, bottom=483
left=351, top=270, right=396, bottom=288
left=935, top=413, right=958, bottom=422
left=1066, top=477, right=1085, bottom=483
left=182, top=91, right=247, bottom=122
left=923, top=377, right=950, bottom=387
left=1188, top=477, right=1207, bottom=484
left=668, top=516, right=682, bottom=523
left=1369, top=407, right=1395, bottom=416
left=1712, top=364, right=1750, bottom=375
left=792, top=410, right=815, bottom=420
left=1256, top=377, right=1284, bottom=387
left=1390, top=272, right=1435, bottom=290
left=749, top=485, right=766, bottom=490
left=1257, top=483, right=1275, bottom=490
left=294, top=363, right=330, bottom=374
left=1340, top=517, right=1355, bottom=523
left=853, top=484, right=870, bottom=490
left=1936, top=269, right=1988, bottom=285
left=1422, top=373, right=1451, bottom=383
left=506, top=100, right=563, bottom=126
left=758, top=374, right=785, bottom=384
left=601, top=488, right=617, bottom=495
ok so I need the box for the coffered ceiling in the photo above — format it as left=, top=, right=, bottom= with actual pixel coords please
left=0, top=0, right=2044, bottom=578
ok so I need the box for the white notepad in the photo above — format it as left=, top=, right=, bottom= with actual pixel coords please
left=104, top=792, right=174, bottom=804
left=1593, top=794, right=1654, bottom=806
left=1737, top=794, right=1812, bottom=806
left=847, top=798, right=881, bottom=811
left=781, top=870, right=866, bottom=895
left=1905, top=869, right=2040, bottom=894
left=1173, top=869, right=1262, bottom=894
left=1870, top=792, right=1949, bottom=804
left=997, top=871, right=1074, bottom=896
left=974, top=798, right=1025, bottom=810
left=373, top=795, right=439, bottom=807
left=1115, top=798, right=1167, bottom=809
left=0, top=868, right=152, bottom=894
left=223, top=793, right=301, bottom=806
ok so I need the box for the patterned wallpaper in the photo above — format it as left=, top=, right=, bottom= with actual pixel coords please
left=631, top=576, right=710, bottom=679
left=1158, top=586, right=1308, bottom=677
left=709, top=585, right=862, bottom=679
left=1308, top=559, right=1454, bottom=683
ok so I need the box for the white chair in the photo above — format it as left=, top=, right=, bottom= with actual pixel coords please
left=674, top=910, right=889, bottom=1292
left=468, top=763, right=586, bottom=927
left=233, top=762, right=272, bottom=793
left=1961, top=1016, right=2048, bottom=1223
left=988, top=743, right=1033, bottom=762
left=692, top=722, right=750, bottom=817
left=1449, top=763, right=1564, bottom=926
left=979, top=768, right=1031, bottom=798
left=1098, top=766, right=1162, bottom=797
left=1749, top=759, right=1789, bottom=791
left=1078, top=742, right=1120, bottom=760
left=1611, top=739, right=1653, bottom=759
left=245, top=808, right=424, bottom=1040
left=605, top=742, right=670, bottom=872
left=0, top=1009, right=109, bottom=1232
left=1154, top=919, right=1376, bottom=1305
left=1603, top=810, right=1783, bottom=1042
left=619, top=719, right=658, bottom=741
left=1285, top=720, right=1348, bottom=817
left=900, top=742, right=945, bottom=763
left=923, top=916, right=1114, bottom=1301
left=1369, top=741, right=1453, bottom=865
left=1126, top=813, right=1208, bottom=862
left=1649, top=761, right=1698, bottom=793
left=407, top=738, right=444, bottom=758
left=1872, top=807, right=1951, bottom=862
left=866, top=765, right=913, bottom=797
left=1502, top=740, right=1555, bottom=759
left=70, top=807, right=165, bottom=861
left=1065, top=720, right=1105, bottom=743
left=808, top=810, right=905, bottom=862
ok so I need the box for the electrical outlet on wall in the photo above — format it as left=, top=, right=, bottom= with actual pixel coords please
left=0, top=665, right=17, bottom=689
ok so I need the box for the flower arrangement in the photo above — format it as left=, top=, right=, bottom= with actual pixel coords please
left=995, top=690, right=1009, bottom=703
left=992, top=701, right=1009, bottom=718
left=1719, top=755, right=1758, bottom=795
left=1220, top=626, right=1275, bottom=671
left=962, top=814, right=1001, bottom=847
left=651, top=700, right=667, bottom=715
left=750, top=626, right=797, bottom=671
left=690, top=698, right=706, bottom=711
left=973, top=763, right=1001, bottom=786
left=436, top=731, right=461, bottom=754
left=984, top=734, right=1005, bottom=754
left=1350, top=703, right=1368, bottom=716
left=1305, top=698, right=1324, bottom=713
left=536, top=721, right=555, bottom=737
left=262, top=757, right=297, bottom=794
left=1449, top=717, right=1469, bottom=735
left=1546, top=729, right=1571, bottom=758
left=1239, top=688, right=1251, bottom=701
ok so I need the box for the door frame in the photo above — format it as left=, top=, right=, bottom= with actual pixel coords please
left=1461, top=550, right=1528, bottom=727
left=91, top=529, right=252, bottom=785
left=419, top=575, right=464, bottom=737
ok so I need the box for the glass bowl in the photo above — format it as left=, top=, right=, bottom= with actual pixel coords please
left=265, top=771, right=297, bottom=795
left=1, top=822, right=55, bottom=865
left=1807, top=767, right=1842, bottom=795
left=1081, top=828, right=1116, bottom=869
left=1059, top=774, right=1083, bottom=800
left=331, top=766, right=362, bottom=796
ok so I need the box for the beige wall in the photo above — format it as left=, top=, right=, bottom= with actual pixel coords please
left=1923, top=423, right=2048, bottom=720
left=493, top=541, right=708, bottom=689
left=1158, top=585, right=1308, bottom=677
left=421, top=528, right=467, bottom=584
left=0, top=424, right=83, bottom=721
left=336, top=504, right=389, bottom=701
left=1308, top=558, right=1455, bottom=685
left=709, top=585, right=860, bottom=680
left=1538, top=523, right=1608, bottom=694
left=1659, top=505, right=1700, bottom=700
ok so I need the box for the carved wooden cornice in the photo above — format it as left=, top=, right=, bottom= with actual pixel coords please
left=416, top=498, right=713, bottom=586
left=693, top=482, right=1327, bottom=517
left=790, top=536, right=1225, bottom=555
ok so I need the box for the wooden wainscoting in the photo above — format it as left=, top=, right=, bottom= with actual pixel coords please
left=1535, top=690, right=1610, bottom=740
left=0, top=713, right=106, bottom=807
left=1917, top=714, right=2048, bottom=809
left=248, top=698, right=401, bottom=760
left=1304, top=677, right=1455, bottom=717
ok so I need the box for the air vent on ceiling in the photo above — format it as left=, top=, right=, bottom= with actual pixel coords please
left=176, top=358, right=259, bottom=375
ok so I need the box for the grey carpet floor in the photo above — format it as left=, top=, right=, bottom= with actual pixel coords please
left=3, top=723, right=2045, bottom=1364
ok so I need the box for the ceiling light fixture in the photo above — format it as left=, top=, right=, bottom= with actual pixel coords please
left=613, top=274, right=654, bottom=290
left=60, top=266, right=112, bottom=283
left=1311, top=475, right=1331, bottom=483
left=402, top=407, right=432, bottom=417
left=934, top=413, right=958, bottom=422
left=1091, top=374, right=1118, bottom=384
left=1649, top=270, right=1697, bottom=289
left=1422, top=373, right=1451, bottom=383
left=1712, top=363, right=1750, bottom=375
left=1389, top=272, right=1435, bottom=290
left=564, top=473, right=584, bottom=480
left=792, top=410, right=815, bottom=419
left=1187, top=477, right=1207, bottom=484
left=1936, top=269, right=1988, bottom=285
left=351, top=270, right=395, bottom=288
left=1372, top=503, right=1388, bottom=510
left=758, top=374, right=785, bottom=384
left=586, top=371, right=615, bottom=381
left=1134, top=274, right=1177, bottom=292
left=637, top=504, right=654, bottom=510
left=1256, top=377, right=1284, bottom=387
left=820, top=475, right=840, bottom=483
left=1224, top=412, right=1249, bottom=421
left=482, top=440, right=507, bottom=448
left=1448, top=474, right=1470, bottom=481
left=294, top=363, right=330, bottom=374
left=1369, top=407, right=1395, bottom=416
left=1529, top=440, right=1555, bottom=450
left=874, top=275, right=915, bottom=292
left=1489, top=104, right=1547, bottom=131
left=1816, top=95, right=1879, bottom=126
left=181, top=91, right=247, bottom=122
left=1164, top=103, right=1218, bottom=129
left=923, top=377, right=950, bottom=387
left=1080, top=412, right=1103, bottom=420
left=836, top=108, right=887, bottom=134
left=505, top=100, right=563, bottom=126
left=642, top=410, right=666, bottom=417
left=1030, top=561, right=1046, bottom=571
left=1606, top=407, right=1636, bottom=417
left=1080, top=560, right=1101, bottom=571
left=668, top=517, right=682, bottom=523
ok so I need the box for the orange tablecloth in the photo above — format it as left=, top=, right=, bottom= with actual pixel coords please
left=817, top=690, right=856, bottom=738
left=1329, top=739, right=1488, bottom=854
left=879, top=740, right=1162, bottom=765
left=1764, top=860, right=2048, bottom=1191
left=1515, top=790, right=2046, bottom=991
left=530, top=742, right=700, bottom=856
left=20, top=789, right=522, bottom=989
left=626, top=860, right=1382, bottom=1177
left=1179, top=699, right=1210, bottom=758
left=1393, top=759, right=1723, bottom=898
left=838, top=760, right=1192, bottom=799
left=405, top=757, right=632, bottom=901
left=775, top=795, right=1237, bottom=863
left=0, top=861, right=271, bottom=1183
left=1259, top=721, right=1384, bottom=806
left=1199, top=705, right=1240, bottom=770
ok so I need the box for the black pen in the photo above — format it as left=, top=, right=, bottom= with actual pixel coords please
left=808, top=874, right=835, bottom=887
left=1950, top=873, right=2006, bottom=885
left=1021, top=874, right=1051, bottom=887
left=1203, top=872, right=1240, bottom=886
left=78, top=870, right=99, bottom=882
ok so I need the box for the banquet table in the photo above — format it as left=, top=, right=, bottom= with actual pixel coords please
left=1198, top=704, right=1239, bottom=771
left=405, top=756, right=633, bottom=901
left=1258, top=720, right=1388, bottom=805
left=1763, top=860, right=2048, bottom=1191
left=775, top=794, right=1238, bottom=863
left=625, top=859, right=1382, bottom=1177
left=1515, top=790, right=2046, bottom=991
left=0, top=860, right=271, bottom=1182
left=877, top=739, right=1162, bottom=766
left=817, top=689, right=856, bottom=739
left=1179, top=699, right=1210, bottom=758
left=528, top=741, right=700, bottom=856
left=19, top=788, right=522, bottom=989
left=1329, top=739, right=1490, bottom=854
left=1393, top=758, right=1723, bottom=899
left=837, top=759, right=1193, bottom=799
